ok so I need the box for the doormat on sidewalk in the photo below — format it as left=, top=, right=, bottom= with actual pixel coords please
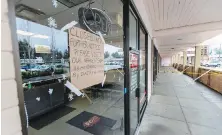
left=30, top=106, right=75, bottom=130
left=67, top=111, right=116, bottom=135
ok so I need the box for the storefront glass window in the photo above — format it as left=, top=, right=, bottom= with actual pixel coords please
left=129, top=11, right=138, bottom=135
left=200, top=45, right=222, bottom=69
left=17, top=17, right=69, bottom=80
left=129, top=11, right=138, bottom=49
left=15, top=0, right=124, bottom=135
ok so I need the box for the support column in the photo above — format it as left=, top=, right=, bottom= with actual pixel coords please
left=180, top=55, right=183, bottom=65
left=178, top=54, right=180, bottom=64
left=177, top=53, right=180, bottom=69
left=174, top=55, right=176, bottom=64
left=183, top=51, right=187, bottom=69
left=2, top=0, right=27, bottom=135
left=194, top=46, right=201, bottom=78
left=191, top=56, right=195, bottom=65
left=174, top=54, right=177, bottom=68
left=175, top=55, right=178, bottom=63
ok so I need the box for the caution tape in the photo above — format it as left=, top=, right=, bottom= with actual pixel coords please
left=161, top=71, right=222, bottom=76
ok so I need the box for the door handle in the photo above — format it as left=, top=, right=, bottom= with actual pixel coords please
left=136, top=87, right=140, bottom=97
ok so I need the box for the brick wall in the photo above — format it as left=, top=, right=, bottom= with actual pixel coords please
left=1, top=0, right=26, bottom=135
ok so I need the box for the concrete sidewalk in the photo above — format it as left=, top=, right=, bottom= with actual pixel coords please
left=139, top=67, right=222, bottom=135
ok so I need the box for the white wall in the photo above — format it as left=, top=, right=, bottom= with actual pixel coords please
left=147, top=35, right=152, bottom=101
left=134, top=0, right=154, bottom=102
left=2, top=0, right=24, bottom=135
left=161, top=57, right=172, bottom=66
left=133, top=0, right=153, bottom=37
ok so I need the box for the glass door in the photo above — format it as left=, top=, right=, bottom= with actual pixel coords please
left=129, top=10, right=139, bottom=135
left=129, top=50, right=139, bottom=135
left=139, top=27, right=147, bottom=116
left=123, top=1, right=148, bottom=135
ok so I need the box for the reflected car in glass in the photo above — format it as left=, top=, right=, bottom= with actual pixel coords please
left=201, top=61, right=221, bottom=67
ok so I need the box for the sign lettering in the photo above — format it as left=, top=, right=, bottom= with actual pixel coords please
left=69, top=27, right=104, bottom=90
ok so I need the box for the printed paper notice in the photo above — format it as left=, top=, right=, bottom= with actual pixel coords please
left=69, top=27, right=104, bottom=90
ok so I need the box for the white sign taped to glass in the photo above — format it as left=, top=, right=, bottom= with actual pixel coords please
left=69, top=27, right=104, bottom=90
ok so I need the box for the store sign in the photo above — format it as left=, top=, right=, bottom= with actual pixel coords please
left=35, top=45, right=51, bottom=53
left=69, top=27, right=104, bottom=90
left=78, top=7, right=111, bottom=35
left=130, top=53, right=138, bottom=68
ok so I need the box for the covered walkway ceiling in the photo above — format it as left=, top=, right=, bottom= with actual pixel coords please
left=143, top=0, right=222, bottom=57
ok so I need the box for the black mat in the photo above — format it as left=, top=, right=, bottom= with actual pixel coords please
left=67, top=111, right=116, bottom=135
left=30, top=106, right=75, bottom=130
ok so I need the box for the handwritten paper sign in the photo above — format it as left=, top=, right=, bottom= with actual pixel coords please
left=69, top=27, right=104, bottom=90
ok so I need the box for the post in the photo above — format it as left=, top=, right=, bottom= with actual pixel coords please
left=2, top=0, right=28, bottom=134
left=191, top=56, right=195, bottom=65
left=176, top=53, right=180, bottom=69
left=183, top=51, right=187, bottom=70
left=194, top=46, right=201, bottom=78
left=177, top=54, right=180, bottom=64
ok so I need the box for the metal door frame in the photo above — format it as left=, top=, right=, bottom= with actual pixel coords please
left=123, top=0, right=149, bottom=134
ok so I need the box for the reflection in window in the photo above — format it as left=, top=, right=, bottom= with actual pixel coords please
left=200, top=45, right=222, bottom=69
left=17, top=17, right=68, bottom=80
left=129, top=12, right=137, bottom=49
left=139, top=28, right=146, bottom=110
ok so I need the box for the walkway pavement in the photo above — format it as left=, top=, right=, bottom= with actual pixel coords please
left=139, top=67, right=222, bottom=135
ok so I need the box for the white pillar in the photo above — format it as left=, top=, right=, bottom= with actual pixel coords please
left=194, top=46, right=201, bottom=78
left=177, top=54, right=180, bottom=64
left=183, top=51, right=187, bottom=66
left=147, top=37, right=153, bottom=99
left=175, top=54, right=177, bottom=64
left=2, top=0, right=27, bottom=135
left=175, top=55, right=177, bottom=63
left=191, top=56, right=195, bottom=65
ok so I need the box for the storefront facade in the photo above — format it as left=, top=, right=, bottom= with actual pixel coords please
left=3, top=0, right=153, bottom=135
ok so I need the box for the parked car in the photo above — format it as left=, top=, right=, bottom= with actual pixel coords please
left=40, top=65, right=51, bottom=71
left=21, top=64, right=36, bottom=70
left=202, top=61, right=221, bottom=67
left=28, top=65, right=44, bottom=72
left=20, top=69, right=26, bottom=72
left=51, top=64, right=65, bottom=74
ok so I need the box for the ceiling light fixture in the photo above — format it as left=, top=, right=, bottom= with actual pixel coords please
left=17, top=30, right=34, bottom=36
left=17, top=30, right=49, bottom=39
left=177, top=38, right=182, bottom=40
left=15, top=4, right=45, bottom=22
left=32, top=34, right=49, bottom=39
